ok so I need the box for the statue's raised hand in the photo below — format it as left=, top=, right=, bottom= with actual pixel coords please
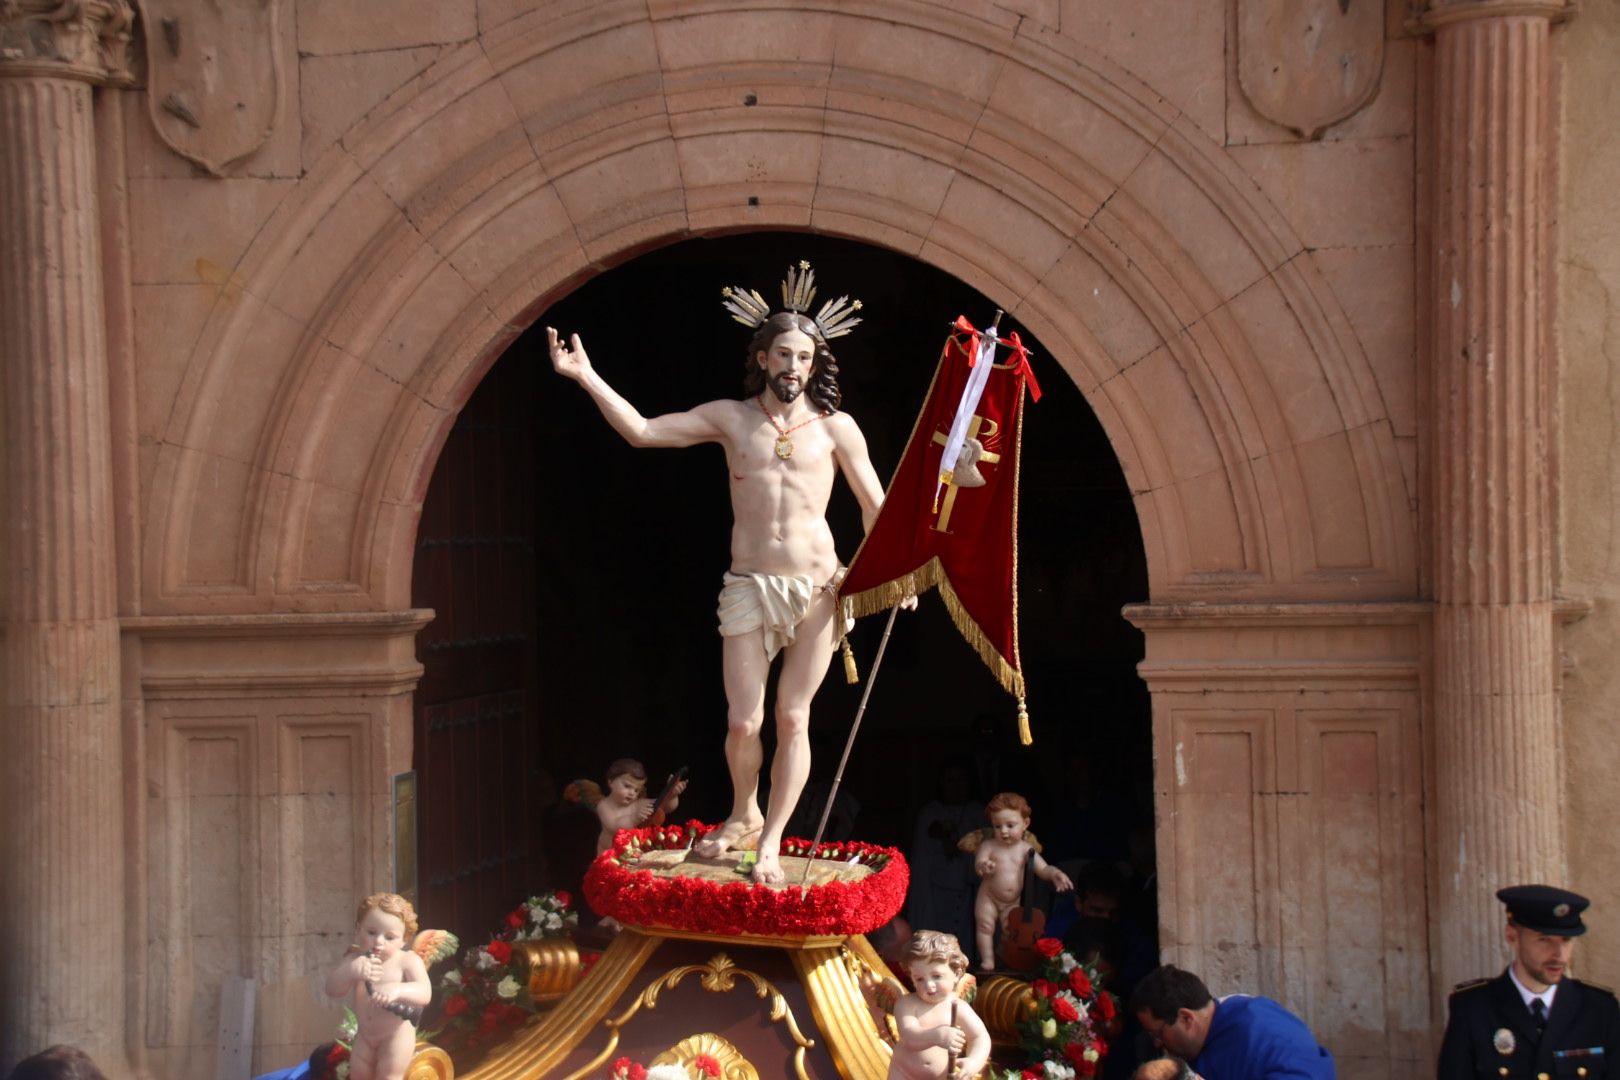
left=547, top=326, right=591, bottom=381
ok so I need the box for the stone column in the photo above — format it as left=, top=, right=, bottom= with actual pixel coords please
left=0, top=2, right=135, bottom=1073
left=1419, top=0, right=1570, bottom=992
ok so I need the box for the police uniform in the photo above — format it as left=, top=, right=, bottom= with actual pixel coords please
left=1438, top=886, right=1620, bottom=1080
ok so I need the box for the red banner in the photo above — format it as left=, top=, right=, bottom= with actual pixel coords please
left=840, top=318, right=1039, bottom=738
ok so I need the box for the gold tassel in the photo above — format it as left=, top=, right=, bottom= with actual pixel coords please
left=842, top=637, right=860, bottom=684
left=1017, top=697, right=1032, bottom=746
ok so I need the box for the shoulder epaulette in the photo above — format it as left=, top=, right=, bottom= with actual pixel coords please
left=1581, top=979, right=1616, bottom=997
left=1451, top=977, right=1491, bottom=994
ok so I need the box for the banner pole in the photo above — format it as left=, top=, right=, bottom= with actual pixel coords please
left=799, top=604, right=901, bottom=884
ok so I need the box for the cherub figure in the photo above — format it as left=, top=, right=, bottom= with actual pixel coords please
left=324, top=893, right=455, bottom=1080
left=972, top=792, right=1072, bottom=970
left=888, top=930, right=991, bottom=1080
left=571, top=758, right=688, bottom=855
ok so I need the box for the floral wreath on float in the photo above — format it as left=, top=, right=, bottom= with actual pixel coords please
left=986, top=937, right=1120, bottom=1080
left=584, top=820, right=909, bottom=937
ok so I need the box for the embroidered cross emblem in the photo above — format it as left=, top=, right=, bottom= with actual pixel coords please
left=931, top=415, right=1001, bottom=534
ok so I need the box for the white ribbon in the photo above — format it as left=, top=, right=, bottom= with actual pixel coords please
left=934, top=326, right=999, bottom=508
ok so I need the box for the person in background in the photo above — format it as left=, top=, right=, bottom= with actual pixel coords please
left=1130, top=964, right=1335, bottom=1080
left=4, top=1047, right=108, bottom=1080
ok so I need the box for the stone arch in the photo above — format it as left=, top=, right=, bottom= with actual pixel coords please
left=142, top=0, right=1415, bottom=616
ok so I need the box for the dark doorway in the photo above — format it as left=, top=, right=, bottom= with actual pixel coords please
left=412, top=233, right=1152, bottom=966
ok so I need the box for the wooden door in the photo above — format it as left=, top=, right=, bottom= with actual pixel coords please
left=411, top=355, right=542, bottom=942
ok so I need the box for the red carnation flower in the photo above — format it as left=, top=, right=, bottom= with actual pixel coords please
left=1052, top=996, right=1081, bottom=1023
left=611, top=1056, right=633, bottom=1078
left=627, top=1066, right=647, bottom=1080
left=1077, top=1056, right=1099, bottom=1077
left=507, top=909, right=526, bottom=929
left=1069, top=969, right=1093, bottom=998
left=485, top=939, right=512, bottom=964
left=1022, top=1068, right=1045, bottom=1079
left=554, top=890, right=572, bottom=908
left=1035, top=937, right=1064, bottom=959
left=1032, top=978, right=1057, bottom=999
left=443, top=994, right=469, bottom=1016
left=1096, top=993, right=1117, bottom=1020
left=693, top=1053, right=722, bottom=1077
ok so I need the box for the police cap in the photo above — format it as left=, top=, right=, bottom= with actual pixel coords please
left=1497, top=884, right=1589, bottom=936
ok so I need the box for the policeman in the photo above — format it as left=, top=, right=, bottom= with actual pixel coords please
left=1438, top=885, right=1620, bottom=1080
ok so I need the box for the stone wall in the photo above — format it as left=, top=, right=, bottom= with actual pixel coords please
left=109, top=3, right=1427, bottom=1075
left=1559, top=0, right=1620, bottom=988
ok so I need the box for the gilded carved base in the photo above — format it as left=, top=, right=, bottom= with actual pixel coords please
left=460, top=928, right=891, bottom=1080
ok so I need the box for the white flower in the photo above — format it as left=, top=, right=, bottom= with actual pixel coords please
left=646, top=1067, right=689, bottom=1080
left=336, top=1008, right=358, bottom=1042
left=1083, top=1047, right=1100, bottom=1063
left=474, top=948, right=499, bottom=972
left=1059, top=952, right=1078, bottom=973
left=564, top=912, right=579, bottom=927
left=441, top=970, right=462, bottom=986
left=1041, top=1017, right=1058, bottom=1040
left=1043, top=1062, right=1075, bottom=1080
left=496, top=975, right=521, bottom=1000
left=544, top=912, right=563, bottom=930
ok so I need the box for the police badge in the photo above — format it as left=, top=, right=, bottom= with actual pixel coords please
left=1494, top=1028, right=1517, bottom=1055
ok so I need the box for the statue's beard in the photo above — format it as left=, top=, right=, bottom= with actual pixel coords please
left=769, top=373, right=803, bottom=403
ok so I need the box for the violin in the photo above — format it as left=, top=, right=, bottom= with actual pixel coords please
left=998, top=849, right=1045, bottom=971
left=643, top=766, right=689, bottom=829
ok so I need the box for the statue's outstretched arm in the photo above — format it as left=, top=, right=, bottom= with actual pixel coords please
left=548, top=326, right=724, bottom=448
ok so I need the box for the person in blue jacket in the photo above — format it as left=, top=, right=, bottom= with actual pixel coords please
left=1129, top=964, right=1336, bottom=1080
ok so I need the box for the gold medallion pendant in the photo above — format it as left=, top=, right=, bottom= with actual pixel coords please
left=757, top=394, right=826, bottom=462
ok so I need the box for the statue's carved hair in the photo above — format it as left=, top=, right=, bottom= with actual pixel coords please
left=742, top=312, right=842, bottom=414
left=902, top=929, right=969, bottom=976
left=606, top=758, right=647, bottom=785
left=986, top=791, right=1032, bottom=822
left=356, top=892, right=419, bottom=939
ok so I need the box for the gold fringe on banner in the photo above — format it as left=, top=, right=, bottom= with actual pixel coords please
left=842, top=557, right=1027, bottom=709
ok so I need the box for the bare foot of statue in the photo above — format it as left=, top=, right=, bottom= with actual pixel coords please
left=692, top=815, right=763, bottom=859
left=751, top=845, right=786, bottom=886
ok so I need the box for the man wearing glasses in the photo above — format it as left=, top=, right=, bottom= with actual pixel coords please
left=1130, top=964, right=1335, bottom=1079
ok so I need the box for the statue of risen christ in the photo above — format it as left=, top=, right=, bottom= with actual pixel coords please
left=548, top=308, right=903, bottom=885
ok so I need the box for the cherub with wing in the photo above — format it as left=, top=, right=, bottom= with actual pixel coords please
left=324, top=892, right=458, bottom=1080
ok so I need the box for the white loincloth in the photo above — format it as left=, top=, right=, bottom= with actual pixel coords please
left=717, top=572, right=816, bottom=661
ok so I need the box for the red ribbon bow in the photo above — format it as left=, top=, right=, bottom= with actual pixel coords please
left=951, top=315, right=1042, bottom=401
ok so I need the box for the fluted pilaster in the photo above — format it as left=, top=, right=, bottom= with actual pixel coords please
left=0, top=4, right=132, bottom=1071
left=1422, top=0, right=1569, bottom=992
